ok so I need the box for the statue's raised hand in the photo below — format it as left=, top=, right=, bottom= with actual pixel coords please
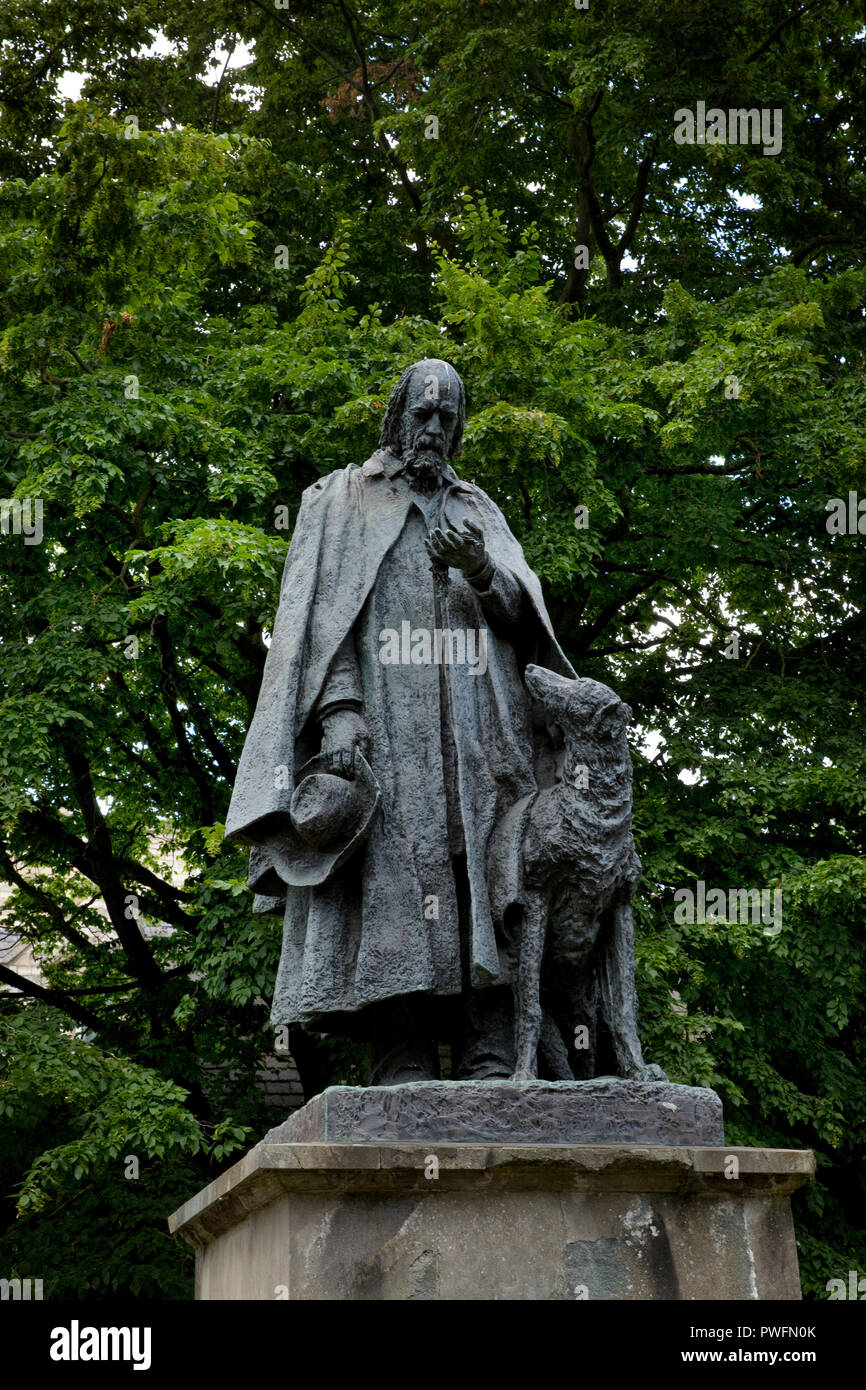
left=425, top=520, right=488, bottom=578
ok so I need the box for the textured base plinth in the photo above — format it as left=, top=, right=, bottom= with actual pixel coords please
left=264, top=1080, right=725, bottom=1147
left=169, top=1141, right=813, bottom=1301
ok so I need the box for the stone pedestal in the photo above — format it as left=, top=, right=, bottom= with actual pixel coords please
left=169, top=1088, right=813, bottom=1300
left=266, top=1079, right=725, bottom=1147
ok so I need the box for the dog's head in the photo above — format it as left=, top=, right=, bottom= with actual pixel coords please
left=525, top=664, right=632, bottom=743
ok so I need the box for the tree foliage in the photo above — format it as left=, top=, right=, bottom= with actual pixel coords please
left=1, top=0, right=864, bottom=1298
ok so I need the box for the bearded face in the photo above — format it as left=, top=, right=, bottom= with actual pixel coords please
left=398, top=364, right=459, bottom=485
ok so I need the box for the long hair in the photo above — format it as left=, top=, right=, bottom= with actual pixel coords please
left=378, top=360, right=466, bottom=457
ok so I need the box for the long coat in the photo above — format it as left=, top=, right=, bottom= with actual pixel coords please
left=225, top=449, right=574, bottom=1031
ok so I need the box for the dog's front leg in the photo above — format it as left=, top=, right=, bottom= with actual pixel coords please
left=511, top=886, right=547, bottom=1081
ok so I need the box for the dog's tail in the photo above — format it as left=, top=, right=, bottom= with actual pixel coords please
left=599, top=902, right=666, bottom=1081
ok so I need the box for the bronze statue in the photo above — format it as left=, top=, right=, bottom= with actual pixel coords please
left=226, top=359, right=661, bottom=1086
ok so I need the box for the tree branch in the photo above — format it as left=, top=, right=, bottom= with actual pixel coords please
left=62, top=747, right=163, bottom=985
left=211, top=39, right=237, bottom=132
left=65, top=345, right=94, bottom=374
left=745, top=0, right=822, bottom=64
left=0, top=843, right=99, bottom=955
left=0, top=962, right=104, bottom=1032
left=616, top=145, right=656, bottom=257
left=791, top=234, right=859, bottom=267
left=242, top=0, right=357, bottom=87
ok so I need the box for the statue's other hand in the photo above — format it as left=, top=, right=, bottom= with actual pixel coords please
left=319, top=708, right=369, bottom=777
left=425, top=519, right=488, bottom=576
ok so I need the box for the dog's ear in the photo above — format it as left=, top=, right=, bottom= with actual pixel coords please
left=623, top=703, right=633, bottom=725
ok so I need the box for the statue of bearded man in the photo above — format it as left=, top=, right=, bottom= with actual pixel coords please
left=225, top=358, right=574, bottom=1083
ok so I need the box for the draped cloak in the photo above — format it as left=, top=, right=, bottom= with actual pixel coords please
left=224, top=449, right=574, bottom=1031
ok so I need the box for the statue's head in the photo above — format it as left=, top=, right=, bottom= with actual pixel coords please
left=525, top=665, right=633, bottom=743
left=378, top=359, right=466, bottom=475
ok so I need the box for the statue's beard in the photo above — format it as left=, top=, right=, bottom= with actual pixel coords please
left=402, top=441, right=445, bottom=491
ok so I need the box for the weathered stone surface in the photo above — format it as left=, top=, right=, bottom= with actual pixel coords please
left=168, top=1141, right=814, bottom=1300
left=262, top=1079, right=725, bottom=1147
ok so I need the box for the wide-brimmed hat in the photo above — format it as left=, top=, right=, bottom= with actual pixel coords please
left=265, top=750, right=380, bottom=887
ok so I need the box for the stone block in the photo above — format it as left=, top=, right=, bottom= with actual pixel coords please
left=169, top=1139, right=813, bottom=1300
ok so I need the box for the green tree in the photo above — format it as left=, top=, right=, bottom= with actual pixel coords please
left=1, top=0, right=864, bottom=1298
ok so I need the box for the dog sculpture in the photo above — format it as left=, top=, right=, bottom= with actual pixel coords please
left=488, top=664, right=666, bottom=1083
